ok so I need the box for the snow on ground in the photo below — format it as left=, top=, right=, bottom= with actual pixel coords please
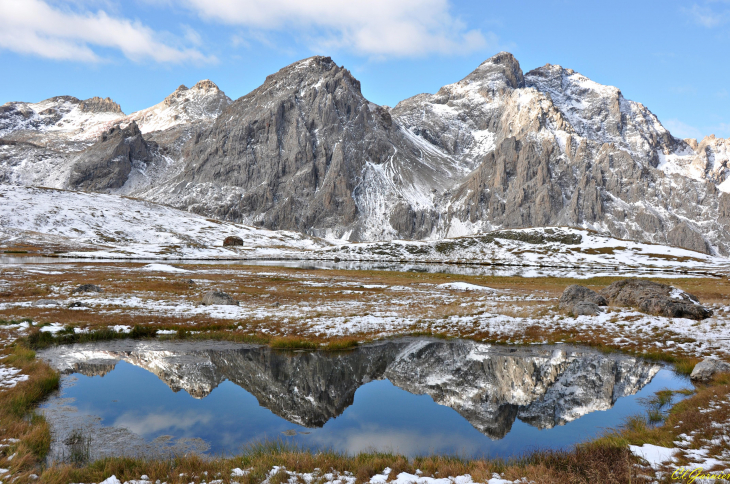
left=141, top=264, right=190, bottom=273
left=2, top=186, right=727, bottom=277
left=0, top=185, right=328, bottom=258
left=2, top=270, right=728, bottom=358
left=438, top=282, right=497, bottom=292
left=92, top=467, right=522, bottom=484
left=0, top=365, right=28, bottom=389
left=324, top=227, right=730, bottom=275
left=630, top=444, right=678, bottom=469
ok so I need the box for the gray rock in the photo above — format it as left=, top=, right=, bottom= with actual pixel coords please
left=690, top=357, right=730, bottom=382
left=32, top=299, right=60, bottom=307
left=78, top=96, right=124, bottom=114
left=571, top=301, right=602, bottom=316
left=667, top=222, right=711, bottom=254
left=600, top=278, right=713, bottom=320
left=71, top=284, right=103, bottom=294
left=223, top=236, right=243, bottom=247
left=559, top=285, right=607, bottom=312
left=68, top=121, right=152, bottom=192
left=201, top=291, right=238, bottom=306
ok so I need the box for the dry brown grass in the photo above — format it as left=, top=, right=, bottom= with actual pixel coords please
left=0, top=337, right=60, bottom=481
left=36, top=438, right=651, bottom=484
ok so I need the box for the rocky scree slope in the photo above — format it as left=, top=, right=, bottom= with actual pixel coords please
left=1, top=54, right=729, bottom=255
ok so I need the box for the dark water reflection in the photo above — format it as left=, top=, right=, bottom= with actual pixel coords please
left=38, top=338, right=688, bottom=461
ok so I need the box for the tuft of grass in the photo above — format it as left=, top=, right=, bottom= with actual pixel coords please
left=321, top=338, right=359, bottom=351
left=270, top=337, right=317, bottom=351
left=129, top=325, right=156, bottom=339
left=25, top=327, right=127, bottom=350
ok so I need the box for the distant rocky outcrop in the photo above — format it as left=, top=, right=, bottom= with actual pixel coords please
left=68, top=121, right=152, bottom=192
left=71, top=284, right=103, bottom=294
left=600, top=279, right=713, bottom=319
left=79, top=96, right=124, bottom=114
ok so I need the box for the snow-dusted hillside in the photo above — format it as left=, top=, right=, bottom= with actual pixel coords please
left=318, top=227, right=730, bottom=275
left=0, top=96, right=124, bottom=141
left=0, top=185, right=327, bottom=258
left=1, top=185, right=726, bottom=276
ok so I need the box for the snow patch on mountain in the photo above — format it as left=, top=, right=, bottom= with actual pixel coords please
left=125, top=80, right=231, bottom=134
left=0, top=185, right=328, bottom=258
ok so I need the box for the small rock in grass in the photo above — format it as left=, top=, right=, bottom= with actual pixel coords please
left=71, top=284, right=103, bottom=294
left=223, top=236, right=244, bottom=247
left=559, top=285, right=608, bottom=311
left=201, top=291, right=238, bottom=306
left=690, top=357, right=730, bottom=382
left=32, top=299, right=60, bottom=307
left=67, top=301, right=89, bottom=308
left=572, top=301, right=603, bottom=316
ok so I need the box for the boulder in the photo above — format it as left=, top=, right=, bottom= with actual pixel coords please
left=690, top=357, right=730, bottom=382
left=559, top=285, right=607, bottom=311
left=32, top=299, right=60, bottom=307
left=71, top=284, right=103, bottom=294
left=201, top=291, right=238, bottom=306
left=599, top=278, right=712, bottom=320
left=223, top=236, right=244, bottom=247
left=572, top=301, right=602, bottom=316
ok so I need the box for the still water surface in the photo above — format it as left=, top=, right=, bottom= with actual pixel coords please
left=38, top=339, right=689, bottom=462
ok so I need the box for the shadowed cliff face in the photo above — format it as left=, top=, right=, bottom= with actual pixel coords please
left=39, top=339, right=660, bottom=439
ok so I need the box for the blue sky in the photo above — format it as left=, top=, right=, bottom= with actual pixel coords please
left=1, top=0, right=728, bottom=140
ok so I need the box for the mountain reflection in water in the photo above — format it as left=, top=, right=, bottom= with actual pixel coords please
left=38, top=338, right=679, bottom=459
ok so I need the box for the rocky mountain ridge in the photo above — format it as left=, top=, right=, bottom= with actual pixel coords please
left=1, top=54, right=729, bottom=255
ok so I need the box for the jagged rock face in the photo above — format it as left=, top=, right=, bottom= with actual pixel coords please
left=2, top=53, right=730, bottom=254
left=79, top=97, right=124, bottom=114
left=149, top=56, right=396, bottom=237
left=39, top=339, right=661, bottom=437
left=68, top=121, right=153, bottom=191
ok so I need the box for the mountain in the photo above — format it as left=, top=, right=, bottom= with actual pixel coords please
left=39, top=339, right=661, bottom=439
left=1, top=54, right=729, bottom=255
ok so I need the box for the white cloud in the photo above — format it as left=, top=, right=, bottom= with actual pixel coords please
left=114, top=410, right=212, bottom=435
left=177, top=0, right=493, bottom=57
left=0, top=0, right=216, bottom=63
left=663, top=118, right=704, bottom=140
left=686, top=3, right=730, bottom=27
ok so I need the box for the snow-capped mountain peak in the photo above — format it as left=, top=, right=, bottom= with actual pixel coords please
left=126, top=79, right=231, bottom=134
left=0, top=95, right=126, bottom=141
